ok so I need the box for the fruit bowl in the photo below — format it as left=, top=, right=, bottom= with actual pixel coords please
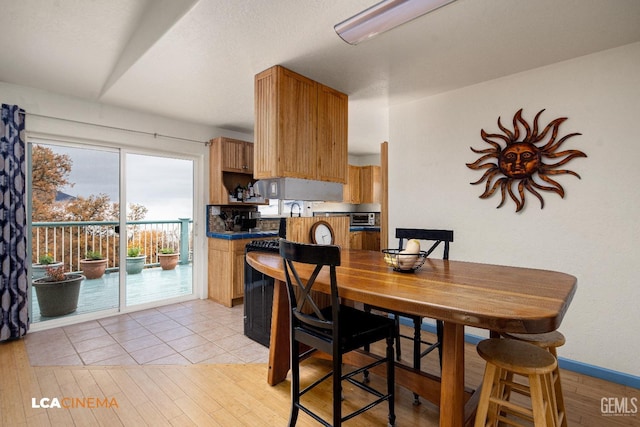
left=382, top=249, right=428, bottom=273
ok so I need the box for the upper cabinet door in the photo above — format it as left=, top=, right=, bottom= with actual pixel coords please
left=277, top=67, right=317, bottom=180
left=220, top=138, right=250, bottom=172
left=360, top=165, right=381, bottom=204
left=254, top=68, right=276, bottom=179
left=243, top=142, right=254, bottom=174
left=317, top=84, right=348, bottom=183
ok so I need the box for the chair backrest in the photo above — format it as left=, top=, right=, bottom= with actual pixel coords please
left=279, top=239, right=341, bottom=333
left=396, top=228, right=454, bottom=260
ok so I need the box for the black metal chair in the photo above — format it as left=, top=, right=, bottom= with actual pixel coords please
left=280, top=239, right=396, bottom=427
left=394, top=228, right=453, bottom=364
left=372, top=228, right=453, bottom=405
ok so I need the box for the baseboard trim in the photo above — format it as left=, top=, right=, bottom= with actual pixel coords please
left=398, top=317, right=640, bottom=389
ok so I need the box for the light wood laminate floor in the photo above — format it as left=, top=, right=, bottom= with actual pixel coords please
left=2, top=299, right=637, bottom=426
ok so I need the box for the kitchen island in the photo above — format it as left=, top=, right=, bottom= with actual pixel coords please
left=206, top=214, right=355, bottom=307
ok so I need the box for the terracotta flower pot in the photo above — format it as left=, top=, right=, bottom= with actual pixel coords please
left=158, top=253, right=179, bottom=270
left=79, top=258, right=108, bottom=279
left=33, top=274, right=85, bottom=317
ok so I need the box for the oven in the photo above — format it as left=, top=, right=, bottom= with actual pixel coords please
left=350, top=212, right=376, bottom=226
left=243, top=239, right=280, bottom=347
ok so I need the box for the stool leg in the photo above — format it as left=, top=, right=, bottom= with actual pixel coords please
left=474, top=363, right=500, bottom=427
left=544, top=371, right=560, bottom=427
left=528, top=372, right=557, bottom=427
left=549, top=347, right=567, bottom=427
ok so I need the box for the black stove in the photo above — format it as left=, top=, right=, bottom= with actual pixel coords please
left=244, top=238, right=280, bottom=347
left=245, top=239, right=280, bottom=253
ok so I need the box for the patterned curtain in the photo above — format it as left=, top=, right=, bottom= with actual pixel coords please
left=0, top=104, right=29, bottom=341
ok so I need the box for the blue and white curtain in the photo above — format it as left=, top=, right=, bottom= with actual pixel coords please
left=0, top=104, right=29, bottom=341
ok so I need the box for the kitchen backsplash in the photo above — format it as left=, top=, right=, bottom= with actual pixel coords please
left=207, top=205, right=281, bottom=233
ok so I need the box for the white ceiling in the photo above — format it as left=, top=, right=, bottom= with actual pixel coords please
left=1, top=0, right=639, bottom=154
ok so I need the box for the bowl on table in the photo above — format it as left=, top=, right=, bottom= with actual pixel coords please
left=381, top=249, right=428, bottom=273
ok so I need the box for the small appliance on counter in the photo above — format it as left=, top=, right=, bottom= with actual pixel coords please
left=350, top=212, right=376, bottom=226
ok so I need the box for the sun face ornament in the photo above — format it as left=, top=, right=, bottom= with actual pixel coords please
left=467, top=109, right=587, bottom=212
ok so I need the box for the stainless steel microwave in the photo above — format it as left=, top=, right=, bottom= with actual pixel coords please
left=350, top=212, right=375, bottom=226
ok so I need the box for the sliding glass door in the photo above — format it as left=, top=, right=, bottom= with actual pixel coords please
left=29, top=141, right=195, bottom=325
left=124, top=153, right=194, bottom=306
left=30, top=141, right=120, bottom=322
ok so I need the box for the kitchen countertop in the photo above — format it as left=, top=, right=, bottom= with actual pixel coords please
left=349, top=226, right=380, bottom=232
left=207, top=231, right=278, bottom=240
left=207, top=227, right=379, bottom=240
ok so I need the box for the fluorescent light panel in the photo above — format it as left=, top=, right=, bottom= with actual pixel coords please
left=335, top=0, right=456, bottom=45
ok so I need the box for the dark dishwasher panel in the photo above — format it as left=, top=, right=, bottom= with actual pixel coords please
left=244, top=240, right=279, bottom=347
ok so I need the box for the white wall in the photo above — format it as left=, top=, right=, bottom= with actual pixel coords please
left=388, top=42, right=640, bottom=375
left=0, top=82, right=251, bottom=149
left=1, top=81, right=253, bottom=302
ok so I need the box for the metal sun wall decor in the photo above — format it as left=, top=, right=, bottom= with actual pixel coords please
left=466, top=109, right=587, bottom=212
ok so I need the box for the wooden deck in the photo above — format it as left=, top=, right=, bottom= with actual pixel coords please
left=32, top=264, right=193, bottom=323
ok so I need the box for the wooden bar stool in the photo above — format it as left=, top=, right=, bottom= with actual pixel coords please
left=502, top=331, right=567, bottom=427
left=474, top=338, right=559, bottom=427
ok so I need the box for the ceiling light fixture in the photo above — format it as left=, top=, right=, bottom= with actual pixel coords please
left=334, top=0, right=456, bottom=45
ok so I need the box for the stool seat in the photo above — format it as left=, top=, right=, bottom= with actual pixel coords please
left=477, top=338, right=557, bottom=375
left=502, top=331, right=566, bottom=349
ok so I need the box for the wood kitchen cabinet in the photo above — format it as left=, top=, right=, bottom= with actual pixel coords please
left=343, top=165, right=381, bottom=204
left=364, top=230, right=381, bottom=251
left=317, top=83, right=348, bottom=182
left=349, top=231, right=363, bottom=249
left=343, top=165, right=361, bottom=204
left=208, top=237, right=272, bottom=307
left=349, top=230, right=380, bottom=251
left=254, top=65, right=348, bottom=183
left=360, top=165, right=381, bottom=204
left=285, top=216, right=350, bottom=248
left=218, top=137, right=253, bottom=173
left=209, top=136, right=264, bottom=205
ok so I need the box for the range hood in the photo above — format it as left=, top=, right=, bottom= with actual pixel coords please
left=255, top=178, right=343, bottom=201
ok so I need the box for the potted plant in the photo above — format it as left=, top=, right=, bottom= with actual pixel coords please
left=79, top=250, right=108, bottom=279
left=32, top=265, right=85, bottom=317
left=157, top=247, right=180, bottom=270
left=32, top=253, right=63, bottom=280
left=126, top=246, right=146, bottom=274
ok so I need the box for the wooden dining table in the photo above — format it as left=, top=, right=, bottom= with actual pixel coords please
left=246, top=249, right=577, bottom=427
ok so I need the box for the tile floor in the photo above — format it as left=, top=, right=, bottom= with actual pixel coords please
left=25, top=299, right=270, bottom=366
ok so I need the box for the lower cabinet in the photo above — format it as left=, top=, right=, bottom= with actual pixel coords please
left=349, top=231, right=380, bottom=251
left=208, top=237, right=271, bottom=307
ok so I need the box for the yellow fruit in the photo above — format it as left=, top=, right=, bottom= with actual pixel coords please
left=404, top=239, right=420, bottom=254
left=397, top=253, right=418, bottom=269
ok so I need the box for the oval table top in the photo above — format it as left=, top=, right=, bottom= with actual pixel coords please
left=247, top=248, right=577, bottom=335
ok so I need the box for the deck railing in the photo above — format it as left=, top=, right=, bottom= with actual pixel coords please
left=32, top=219, right=193, bottom=273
